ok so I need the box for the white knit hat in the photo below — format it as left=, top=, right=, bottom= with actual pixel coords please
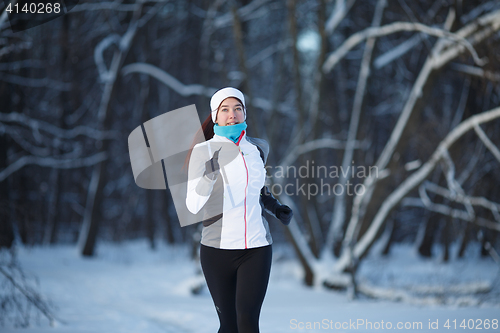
left=210, top=87, right=246, bottom=123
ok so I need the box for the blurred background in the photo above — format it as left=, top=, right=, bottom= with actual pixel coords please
left=1, top=0, right=500, bottom=325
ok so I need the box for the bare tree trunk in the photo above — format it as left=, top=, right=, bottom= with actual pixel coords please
left=146, top=189, right=155, bottom=250
left=284, top=224, right=315, bottom=285
left=230, top=0, right=260, bottom=138
left=138, top=69, right=156, bottom=250
left=415, top=166, right=445, bottom=257
left=326, top=0, right=386, bottom=258
left=163, top=191, right=175, bottom=244
left=0, top=69, right=14, bottom=247
left=0, top=134, right=14, bottom=248
left=286, top=0, right=321, bottom=260
left=441, top=216, right=452, bottom=262
left=43, top=14, right=74, bottom=245
left=457, top=221, right=472, bottom=258
left=79, top=163, right=104, bottom=256
left=417, top=215, right=439, bottom=257
left=79, top=6, right=143, bottom=256
left=287, top=0, right=305, bottom=130
left=379, top=216, right=395, bottom=256
left=43, top=169, right=60, bottom=245
left=306, top=0, right=329, bottom=258
left=199, top=0, right=224, bottom=117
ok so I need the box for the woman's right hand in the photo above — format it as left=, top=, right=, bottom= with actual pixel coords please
left=204, top=148, right=221, bottom=180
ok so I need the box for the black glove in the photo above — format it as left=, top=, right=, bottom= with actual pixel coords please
left=276, top=205, right=293, bottom=225
left=204, top=148, right=221, bottom=180
left=260, top=186, right=293, bottom=225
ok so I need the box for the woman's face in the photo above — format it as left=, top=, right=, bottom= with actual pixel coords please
left=216, top=97, right=245, bottom=126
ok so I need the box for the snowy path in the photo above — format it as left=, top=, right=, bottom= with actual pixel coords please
left=2, top=240, right=499, bottom=332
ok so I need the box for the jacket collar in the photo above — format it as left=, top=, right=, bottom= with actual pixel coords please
left=213, top=130, right=247, bottom=146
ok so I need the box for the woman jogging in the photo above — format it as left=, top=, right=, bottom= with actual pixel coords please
left=186, top=87, right=293, bottom=333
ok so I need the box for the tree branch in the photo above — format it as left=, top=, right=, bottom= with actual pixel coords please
left=322, top=10, right=500, bottom=73
left=0, top=112, right=119, bottom=140
left=326, top=0, right=386, bottom=257
left=277, top=138, right=362, bottom=170
left=0, top=152, right=108, bottom=182
left=0, top=266, right=57, bottom=326
left=213, top=0, right=272, bottom=28
left=121, top=62, right=294, bottom=115
left=325, top=0, right=356, bottom=35
left=451, top=63, right=500, bottom=82
left=0, top=73, right=71, bottom=90
left=334, top=106, right=500, bottom=273
left=473, top=122, right=500, bottom=163
left=421, top=181, right=500, bottom=221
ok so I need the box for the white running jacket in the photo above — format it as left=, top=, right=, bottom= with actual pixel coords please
left=186, top=132, right=272, bottom=249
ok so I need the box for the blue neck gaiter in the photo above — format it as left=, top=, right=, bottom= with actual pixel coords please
left=214, top=122, right=247, bottom=144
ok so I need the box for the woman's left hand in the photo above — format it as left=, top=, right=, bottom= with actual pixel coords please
left=276, top=205, right=293, bottom=225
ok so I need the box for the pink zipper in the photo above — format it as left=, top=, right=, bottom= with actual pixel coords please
left=234, top=131, right=248, bottom=249
left=240, top=148, right=249, bottom=249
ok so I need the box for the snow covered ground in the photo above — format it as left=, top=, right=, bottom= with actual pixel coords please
left=2, top=239, right=499, bottom=332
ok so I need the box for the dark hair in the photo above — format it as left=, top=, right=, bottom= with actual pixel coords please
left=201, top=113, right=215, bottom=141
left=183, top=114, right=214, bottom=171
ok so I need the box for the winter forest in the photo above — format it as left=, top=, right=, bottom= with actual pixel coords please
left=1, top=0, right=500, bottom=330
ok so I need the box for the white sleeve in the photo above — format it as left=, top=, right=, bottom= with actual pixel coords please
left=186, top=144, right=217, bottom=214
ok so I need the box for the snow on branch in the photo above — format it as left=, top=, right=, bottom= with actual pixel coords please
left=451, top=63, right=500, bottom=82
left=440, top=149, right=475, bottom=218
left=277, top=138, right=362, bottom=170
left=339, top=106, right=500, bottom=270
left=0, top=112, right=119, bottom=140
left=473, top=122, right=500, bottom=163
left=433, top=9, right=500, bottom=68
left=340, top=10, right=457, bottom=260
left=325, top=0, right=357, bottom=35
left=0, top=0, right=16, bottom=31
left=121, top=62, right=293, bottom=115
left=373, top=33, right=424, bottom=69
left=213, top=0, right=272, bottom=28
left=0, top=41, right=32, bottom=58
left=0, top=59, right=44, bottom=71
left=356, top=281, right=491, bottom=306
left=0, top=72, right=71, bottom=90
left=326, top=0, right=386, bottom=255
left=0, top=123, right=51, bottom=156
left=94, top=34, right=121, bottom=83
left=70, top=1, right=141, bottom=12
left=403, top=196, right=500, bottom=232
left=322, top=12, right=500, bottom=73
left=68, top=0, right=170, bottom=12
left=420, top=181, right=500, bottom=221
left=0, top=152, right=107, bottom=182
left=247, top=40, right=289, bottom=68
left=121, top=62, right=211, bottom=97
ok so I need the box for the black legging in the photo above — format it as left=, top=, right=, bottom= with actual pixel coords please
left=200, top=244, right=272, bottom=333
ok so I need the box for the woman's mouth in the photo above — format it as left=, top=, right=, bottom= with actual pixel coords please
left=226, top=122, right=238, bottom=126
